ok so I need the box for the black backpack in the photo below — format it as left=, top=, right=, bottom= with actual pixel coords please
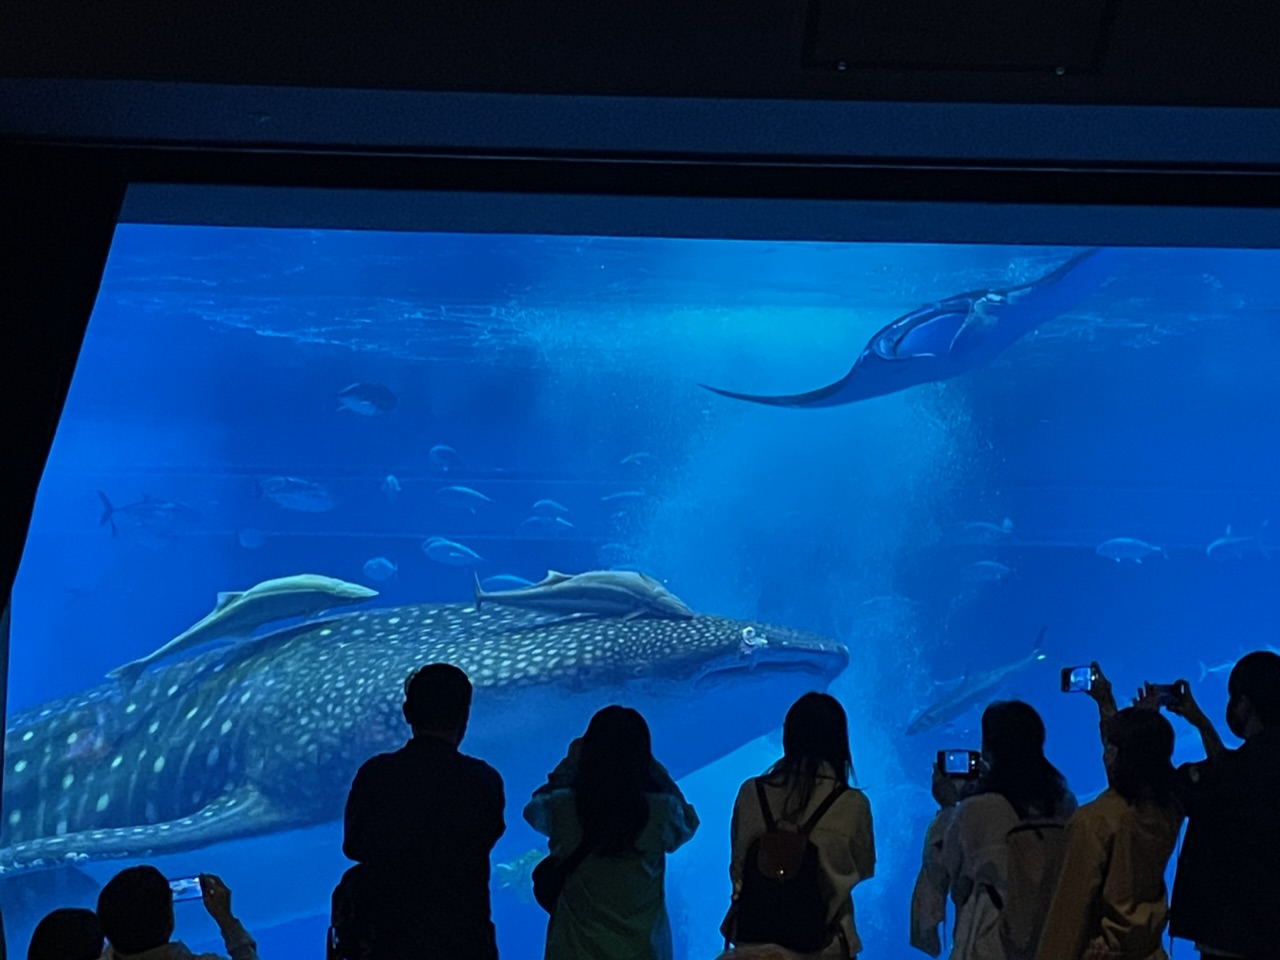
left=727, top=779, right=847, bottom=954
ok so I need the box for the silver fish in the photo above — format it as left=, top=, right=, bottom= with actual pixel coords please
left=906, top=628, right=1047, bottom=735
left=1096, top=538, right=1167, bottom=563
left=258, top=477, right=336, bottom=513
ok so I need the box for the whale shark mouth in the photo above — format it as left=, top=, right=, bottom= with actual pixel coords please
left=690, top=641, right=849, bottom=690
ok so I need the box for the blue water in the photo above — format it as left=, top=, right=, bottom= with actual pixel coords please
left=7, top=225, right=1280, bottom=959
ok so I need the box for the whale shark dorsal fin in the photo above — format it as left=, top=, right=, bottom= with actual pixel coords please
left=540, top=571, right=574, bottom=585
left=215, top=592, right=242, bottom=610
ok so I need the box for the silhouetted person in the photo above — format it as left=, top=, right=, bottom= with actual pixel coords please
left=97, top=867, right=256, bottom=960
left=26, top=908, right=102, bottom=960
left=725, top=692, right=875, bottom=959
left=524, top=705, right=698, bottom=960
left=1161, top=650, right=1280, bottom=960
left=1037, top=664, right=1183, bottom=960
left=341, top=662, right=505, bottom=960
left=938, top=700, right=1075, bottom=960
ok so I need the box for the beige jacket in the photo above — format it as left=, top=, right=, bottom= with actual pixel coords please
left=1036, top=789, right=1182, bottom=960
left=729, top=769, right=875, bottom=957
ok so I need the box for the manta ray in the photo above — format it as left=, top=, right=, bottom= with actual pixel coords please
left=702, top=247, right=1117, bottom=407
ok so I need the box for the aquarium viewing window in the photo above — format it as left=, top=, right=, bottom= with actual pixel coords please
left=4, top=184, right=1278, bottom=959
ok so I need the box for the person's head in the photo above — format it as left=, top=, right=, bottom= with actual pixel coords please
left=1103, top=706, right=1177, bottom=805
left=27, top=908, right=103, bottom=960
left=97, top=865, right=175, bottom=955
left=978, top=700, right=1068, bottom=817
left=403, top=662, right=472, bottom=743
left=767, top=692, right=853, bottom=815
left=1226, top=650, right=1280, bottom=740
left=781, top=692, right=853, bottom=781
left=573, top=706, right=657, bottom=855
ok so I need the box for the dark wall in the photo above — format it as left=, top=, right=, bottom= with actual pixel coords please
left=1, top=0, right=1279, bottom=108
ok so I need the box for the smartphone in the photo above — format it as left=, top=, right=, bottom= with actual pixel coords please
left=1061, top=665, right=1098, bottom=693
left=168, top=876, right=203, bottom=902
left=937, top=749, right=981, bottom=779
left=1144, top=680, right=1190, bottom=707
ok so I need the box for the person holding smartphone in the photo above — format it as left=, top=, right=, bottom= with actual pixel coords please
left=97, top=867, right=257, bottom=960
left=1155, top=651, right=1280, bottom=960
left=1035, top=663, right=1183, bottom=960
left=910, top=755, right=979, bottom=957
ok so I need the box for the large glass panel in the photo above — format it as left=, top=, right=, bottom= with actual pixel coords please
left=5, top=225, right=1274, bottom=959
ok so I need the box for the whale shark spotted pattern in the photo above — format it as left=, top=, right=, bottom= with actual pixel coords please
left=0, top=602, right=847, bottom=879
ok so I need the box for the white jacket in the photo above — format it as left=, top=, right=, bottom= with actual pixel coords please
left=728, top=770, right=875, bottom=958
left=940, top=791, right=1077, bottom=960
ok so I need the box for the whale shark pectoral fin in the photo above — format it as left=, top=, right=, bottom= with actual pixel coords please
left=0, top=787, right=301, bottom=872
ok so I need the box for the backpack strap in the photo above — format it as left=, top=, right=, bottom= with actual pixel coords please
left=754, top=779, right=777, bottom=831
left=799, top=785, right=847, bottom=835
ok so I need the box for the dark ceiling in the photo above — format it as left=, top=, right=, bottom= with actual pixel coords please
left=2, top=0, right=1280, bottom=116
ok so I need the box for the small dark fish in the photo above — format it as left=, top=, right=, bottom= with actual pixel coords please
left=429, top=445, right=464, bottom=471
left=96, top=491, right=200, bottom=539
left=601, top=490, right=645, bottom=502
left=337, top=383, right=398, bottom=416
left=258, top=476, right=337, bottom=513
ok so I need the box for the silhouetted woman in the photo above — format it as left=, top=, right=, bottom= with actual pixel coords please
left=1036, top=666, right=1183, bottom=960
left=724, top=692, right=876, bottom=958
left=941, top=700, right=1076, bottom=960
left=524, top=706, right=699, bottom=960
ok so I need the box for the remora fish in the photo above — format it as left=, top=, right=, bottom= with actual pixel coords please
left=472, top=570, right=694, bottom=621
left=906, top=628, right=1047, bottom=735
left=106, top=575, right=379, bottom=688
left=0, top=605, right=846, bottom=898
left=701, top=247, right=1114, bottom=407
left=1096, top=538, right=1167, bottom=563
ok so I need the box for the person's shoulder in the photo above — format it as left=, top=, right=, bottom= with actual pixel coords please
left=354, top=748, right=401, bottom=779
left=457, top=751, right=504, bottom=789
left=835, top=785, right=871, bottom=812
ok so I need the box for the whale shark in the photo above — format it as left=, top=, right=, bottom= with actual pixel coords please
left=702, top=247, right=1116, bottom=407
left=0, top=602, right=846, bottom=948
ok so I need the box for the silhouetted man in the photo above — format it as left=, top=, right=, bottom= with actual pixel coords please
left=341, top=663, right=505, bottom=960
left=1169, top=650, right=1280, bottom=960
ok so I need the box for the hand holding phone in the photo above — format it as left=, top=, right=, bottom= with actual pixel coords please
left=1061, top=665, right=1099, bottom=693
left=1141, top=679, right=1190, bottom=709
